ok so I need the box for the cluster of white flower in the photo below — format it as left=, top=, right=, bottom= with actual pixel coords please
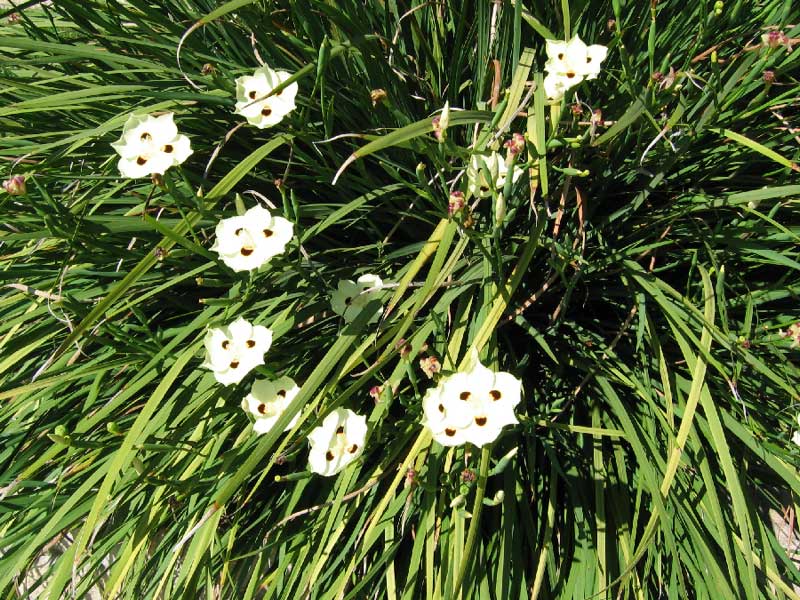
left=202, top=317, right=273, bottom=386
left=112, top=113, right=193, bottom=179
left=307, top=408, right=367, bottom=476
left=234, top=66, right=298, bottom=129
left=210, top=204, right=294, bottom=272
left=106, top=50, right=548, bottom=476
left=421, top=350, right=521, bottom=447
left=543, top=35, right=608, bottom=103
left=242, top=375, right=301, bottom=434
left=110, top=65, right=298, bottom=179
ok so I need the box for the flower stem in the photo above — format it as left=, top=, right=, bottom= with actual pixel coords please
left=452, top=444, right=491, bottom=596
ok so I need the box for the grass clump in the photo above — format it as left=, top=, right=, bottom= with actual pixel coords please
left=1, top=0, right=799, bottom=598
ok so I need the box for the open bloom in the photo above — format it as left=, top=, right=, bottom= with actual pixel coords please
left=421, top=350, right=522, bottom=447
left=243, top=375, right=301, bottom=434
left=234, top=66, right=298, bottom=128
left=330, top=274, right=385, bottom=324
left=111, top=113, right=192, bottom=178
left=210, top=205, right=293, bottom=272
left=203, top=317, right=273, bottom=385
left=467, top=152, right=524, bottom=199
left=307, top=408, right=367, bottom=476
left=543, top=35, right=608, bottom=102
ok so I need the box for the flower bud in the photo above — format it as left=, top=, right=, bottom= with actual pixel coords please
left=494, top=193, right=506, bottom=226
left=762, top=30, right=790, bottom=50
left=369, top=385, right=384, bottom=401
left=2, top=175, right=26, bottom=196
left=201, top=63, right=215, bottom=75
left=763, top=70, right=776, bottom=85
left=432, top=101, right=450, bottom=142
left=448, top=191, right=465, bottom=216
left=396, top=338, right=412, bottom=359
left=405, top=467, right=417, bottom=487
left=370, top=88, right=387, bottom=106
left=503, top=132, right=526, bottom=156
left=419, top=356, right=441, bottom=379
left=461, top=468, right=477, bottom=483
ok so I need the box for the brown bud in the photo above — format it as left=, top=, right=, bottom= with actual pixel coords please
left=2, top=175, right=26, bottom=196
left=370, top=88, right=388, bottom=106
left=503, top=132, right=526, bottom=155
left=448, top=190, right=465, bottom=216
left=419, top=356, right=441, bottom=379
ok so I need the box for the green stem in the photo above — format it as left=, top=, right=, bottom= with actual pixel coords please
left=452, top=445, right=491, bottom=596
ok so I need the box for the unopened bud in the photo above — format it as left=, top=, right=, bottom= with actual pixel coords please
left=461, top=468, right=477, bottom=483
left=570, top=103, right=583, bottom=115
left=606, top=18, right=616, bottom=31
left=763, top=70, right=776, bottom=84
left=432, top=101, right=450, bottom=142
left=396, top=338, right=412, bottom=359
left=762, top=30, right=790, bottom=50
left=494, top=193, right=506, bottom=226
left=503, top=132, right=526, bottom=155
left=448, top=191, right=465, bottom=216
left=369, top=385, right=384, bottom=401
left=370, top=88, right=387, bottom=106
left=419, top=356, right=441, bottom=379
left=405, top=467, right=417, bottom=487
left=201, top=63, right=215, bottom=75
left=2, top=175, right=26, bottom=196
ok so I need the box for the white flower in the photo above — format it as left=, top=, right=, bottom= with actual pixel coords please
left=421, top=349, right=521, bottom=447
left=202, top=317, right=273, bottom=385
left=243, top=375, right=300, bottom=434
left=466, top=151, right=524, bottom=199
left=792, top=414, right=800, bottom=447
left=543, top=35, right=608, bottom=102
left=111, top=113, right=193, bottom=178
left=210, top=205, right=294, bottom=272
left=330, top=274, right=385, bottom=324
left=307, top=408, right=367, bottom=477
left=234, top=66, right=298, bottom=129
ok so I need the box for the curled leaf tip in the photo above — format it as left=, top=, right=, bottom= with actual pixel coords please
left=332, top=153, right=357, bottom=185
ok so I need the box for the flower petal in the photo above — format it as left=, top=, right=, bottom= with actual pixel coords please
left=584, top=44, right=609, bottom=79
left=149, top=113, right=179, bottom=145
